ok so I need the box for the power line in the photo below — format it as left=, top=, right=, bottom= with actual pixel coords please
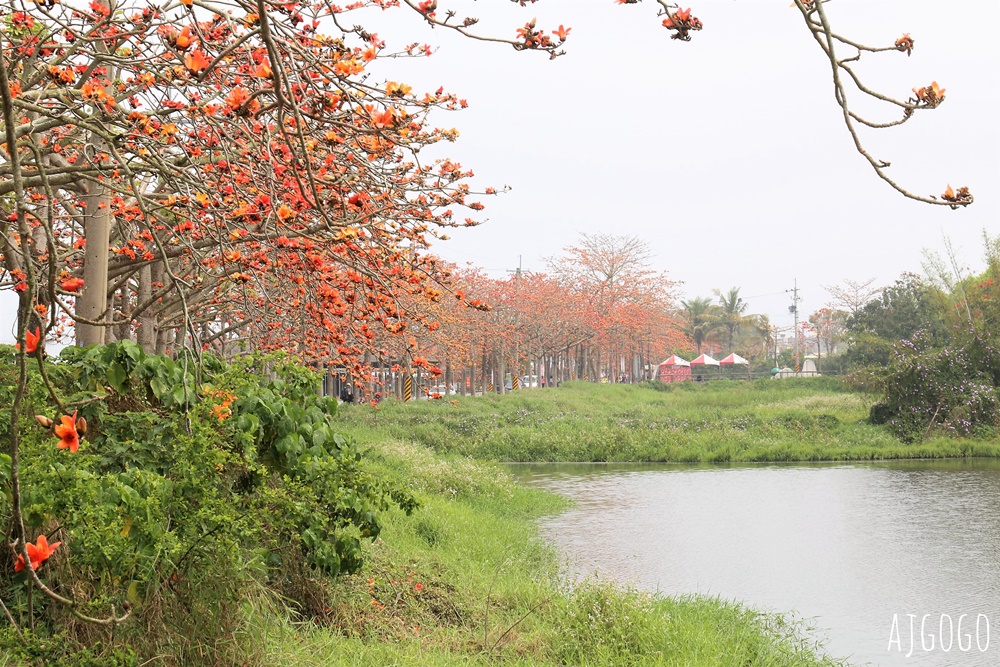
left=744, top=290, right=792, bottom=300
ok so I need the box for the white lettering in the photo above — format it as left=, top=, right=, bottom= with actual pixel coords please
left=906, top=614, right=917, bottom=658
left=887, top=614, right=902, bottom=652
left=921, top=614, right=935, bottom=651
left=977, top=614, right=990, bottom=652
left=958, top=614, right=972, bottom=651
left=940, top=614, right=954, bottom=652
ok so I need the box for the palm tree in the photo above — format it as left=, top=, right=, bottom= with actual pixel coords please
left=750, top=314, right=776, bottom=365
left=713, top=287, right=749, bottom=353
left=681, top=297, right=722, bottom=354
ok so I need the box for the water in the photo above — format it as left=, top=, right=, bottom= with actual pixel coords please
left=511, top=461, right=1000, bottom=666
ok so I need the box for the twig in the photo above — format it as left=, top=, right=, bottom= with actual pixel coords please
left=483, top=553, right=512, bottom=650
left=0, top=595, right=23, bottom=638
left=489, top=595, right=553, bottom=653
left=922, top=405, right=942, bottom=441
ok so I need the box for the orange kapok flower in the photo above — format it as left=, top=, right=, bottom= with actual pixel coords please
left=14, top=534, right=61, bottom=573
left=61, top=276, right=85, bottom=292
left=54, top=411, right=80, bottom=453
left=15, top=327, right=40, bottom=354
left=225, top=85, right=251, bottom=110
left=174, top=26, right=195, bottom=50
left=184, top=49, right=211, bottom=73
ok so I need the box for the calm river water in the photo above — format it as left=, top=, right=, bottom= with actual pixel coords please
left=510, top=461, right=1000, bottom=667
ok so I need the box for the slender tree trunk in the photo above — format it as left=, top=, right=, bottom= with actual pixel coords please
left=77, top=185, right=112, bottom=346
left=481, top=340, right=488, bottom=395
left=137, top=263, right=157, bottom=350
left=76, top=13, right=116, bottom=347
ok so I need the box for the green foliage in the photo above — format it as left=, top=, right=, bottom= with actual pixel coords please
left=554, top=579, right=662, bottom=664
left=845, top=273, right=948, bottom=366
left=1, top=343, right=414, bottom=665
left=869, top=333, right=1000, bottom=441
left=338, top=378, right=1000, bottom=461
left=0, top=628, right=138, bottom=667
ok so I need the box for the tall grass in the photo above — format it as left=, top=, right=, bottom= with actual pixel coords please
left=335, top=379, right=1000, bottom=462
left=252, top=439, right=849, bottom=666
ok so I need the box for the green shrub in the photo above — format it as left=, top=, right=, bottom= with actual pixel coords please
left=0, top=628, right=138, bottom=667
left=0, top=343, right=415, bottom=665
left=869, top=334, right=1000, bottom=441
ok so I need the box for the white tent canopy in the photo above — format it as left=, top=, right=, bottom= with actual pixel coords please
left=689, top=354, right=720, bottom=366
left=659, top=355, right=690, bottom=367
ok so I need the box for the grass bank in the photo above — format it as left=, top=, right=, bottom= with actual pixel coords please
left=335, top=378, right=1000, bottom=462
left=251, top=439, right=849, bottom=667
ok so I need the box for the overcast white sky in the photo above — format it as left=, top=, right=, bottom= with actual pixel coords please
left=3, top=0, right=997, bottom=343
left=369, top=0, right=1000, bottom=328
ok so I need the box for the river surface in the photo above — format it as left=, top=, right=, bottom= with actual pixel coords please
left=510, top=461, right=1000, bottom=667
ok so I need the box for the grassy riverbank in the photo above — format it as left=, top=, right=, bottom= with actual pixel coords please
left=336, top=378, right=1000, bottom=462
left=250, top=439, right=848, bottom=667
left=0, top=437, right=847, bottom=667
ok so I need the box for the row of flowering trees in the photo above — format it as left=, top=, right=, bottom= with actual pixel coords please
left=326, top=234, right=688, bottom=399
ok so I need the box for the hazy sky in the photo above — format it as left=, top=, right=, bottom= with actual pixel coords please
left=3, top=0, right=997, bottom=343
left=369, top=0, right=1000, bottom=328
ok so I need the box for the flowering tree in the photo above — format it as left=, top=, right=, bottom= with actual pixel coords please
left=547, top=234, right=683, bottom=381
left=809, top=306, right=848, bottom=357
left=0, top=0, right=511, bottom=358
left=823, top=278, right=882, bottom=317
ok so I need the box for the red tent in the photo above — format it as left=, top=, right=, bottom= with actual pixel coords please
left=657, top=355, right=691, bottom=383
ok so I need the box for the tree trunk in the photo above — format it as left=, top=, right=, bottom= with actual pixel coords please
left=137, top=263, right=157, bottom=350
left=76, top=185, right=112, bottom=346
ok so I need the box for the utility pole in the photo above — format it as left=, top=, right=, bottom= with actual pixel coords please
left=774, top=326, right=779, bottom=369
left=788, top=279, right=801, bottom=372
left=505, top=255, right=523, bottom=280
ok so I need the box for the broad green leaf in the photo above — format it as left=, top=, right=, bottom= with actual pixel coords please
left=106, top=363, right=127, bottom=392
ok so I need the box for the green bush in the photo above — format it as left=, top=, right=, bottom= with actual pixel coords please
left=1, top=343, right=415, bottom=665
left=869, top=333, right=1000, bottom=441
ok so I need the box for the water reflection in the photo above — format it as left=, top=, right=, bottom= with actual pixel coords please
left=511, top=461, right=1000, bottom=667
